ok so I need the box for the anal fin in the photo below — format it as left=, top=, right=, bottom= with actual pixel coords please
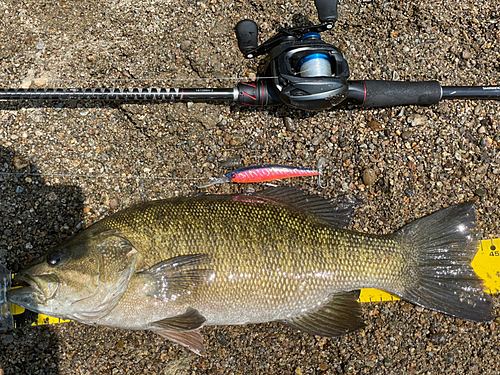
left=281, top=291, right=365, bottom=337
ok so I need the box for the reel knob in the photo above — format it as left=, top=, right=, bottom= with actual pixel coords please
left=235, top=19, right=259, bottom=58
left=314, top=0, right=338, bottom=24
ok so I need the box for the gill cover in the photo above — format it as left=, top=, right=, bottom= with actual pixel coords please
left=70, top=233, right=139, bottom=322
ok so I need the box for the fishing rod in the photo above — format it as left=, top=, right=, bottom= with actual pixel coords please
left=0, top=0, right=498, bottom=111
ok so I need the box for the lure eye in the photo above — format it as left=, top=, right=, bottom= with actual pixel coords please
left=230, top=172, right=236, bottom=179
left=47, top=251, right=64, bottom=266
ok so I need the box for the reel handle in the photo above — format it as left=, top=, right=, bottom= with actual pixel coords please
left=314, top=0, right=338, bottom=23
left=235, top=20, right=259, bottom=57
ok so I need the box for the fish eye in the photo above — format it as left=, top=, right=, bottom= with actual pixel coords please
left=47, top=251, right=64, bottom=266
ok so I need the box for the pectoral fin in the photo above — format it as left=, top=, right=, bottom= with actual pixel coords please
left=281, top=290, right=365, bottom=337
left=141, top=254, right=214, bottom=302
left=154, top=328, right=205, bottom=356
left=151, top=307, right=206, bottom=331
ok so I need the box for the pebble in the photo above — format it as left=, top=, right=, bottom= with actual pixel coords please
left=430, top=333, right=447, bottom=344
left=384, top=358, right=394, bottom=367
left=1, top=334, right=14, bottom=346
left=462, top=50, right=472, bottom=59
left=362, top=168, right=377, bottom=186
left=13, top=156, right=28, bottom=169
left=33, top=77, right=48, bottom=86
left=36, top=41, right=45, bottom=50
left=220, top=156, right=242, bottom=169
left=475, top=188, right=487, bottom=197
left=312, top=135, right=323, bottom=146
left=407, top=114, right=428, bottom=126
left=367, top=120, right=383, bottom=132
left=180, top=40, right=192, bottom=51
left=284, top=117, right=295, bottom=132
left=401, top=130, right=411, bottom=140
left=215, top=332, right=229, bottom=346
left=110, top=198, right=119, bottom=208
left=19, top=78, right=32, bottom=89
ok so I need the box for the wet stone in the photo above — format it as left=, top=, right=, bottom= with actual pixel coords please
left=362, top=168, right=377, bottom=186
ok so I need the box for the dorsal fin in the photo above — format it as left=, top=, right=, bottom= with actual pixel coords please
left=245, top=187, right=359, bottom=228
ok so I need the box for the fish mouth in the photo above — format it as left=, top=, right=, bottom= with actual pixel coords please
left=11, top=274, right=39, bottom=293
left=9, top=273, right=59, bottom=302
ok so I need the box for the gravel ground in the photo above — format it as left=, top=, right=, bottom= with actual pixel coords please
left=0, top=0, right=499, bottom=374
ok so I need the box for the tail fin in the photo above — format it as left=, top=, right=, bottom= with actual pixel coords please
left=396, top=202, right=493, bottom=322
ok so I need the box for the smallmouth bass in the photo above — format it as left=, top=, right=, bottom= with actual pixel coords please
left=7, top=187, right=493, bottom=354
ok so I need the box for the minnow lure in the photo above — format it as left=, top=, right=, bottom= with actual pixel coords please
left=200, top=164, right=322, bottom=188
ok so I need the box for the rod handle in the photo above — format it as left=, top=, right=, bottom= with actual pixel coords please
left=348, top=80, right=442, bottom=108
left=314, top=0, right=338, bottom=23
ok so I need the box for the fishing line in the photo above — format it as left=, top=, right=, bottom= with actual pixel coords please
left=0, top=77, right=280, bottom=83
left=0, top=170, right=206, bottom=182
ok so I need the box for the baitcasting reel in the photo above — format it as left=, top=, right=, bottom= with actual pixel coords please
left=234, top=0, right=349, bottom=111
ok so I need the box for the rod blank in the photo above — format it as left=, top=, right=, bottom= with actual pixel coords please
left=441, top=86, right=500, bottom=99
left=0, top=88, right=237, bottom=101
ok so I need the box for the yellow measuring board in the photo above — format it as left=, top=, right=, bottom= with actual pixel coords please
left=471, top=238, right=500, bottom=294
left=9, top=238, right=500, bottom=327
